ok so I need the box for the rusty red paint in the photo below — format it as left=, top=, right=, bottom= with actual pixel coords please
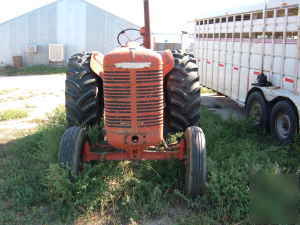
left=218, top=64, right=225, bottom=67
left=233, top=66, right=239, bottom=71
left=82, top=142, right=186, bottom=162
left=254, top=71, right=261, bottom=75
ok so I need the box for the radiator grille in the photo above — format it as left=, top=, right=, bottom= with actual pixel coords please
left=104, top=69, right=163, bottom=129
left=136, top=70, right=163, bottom=128
left=136, top=70, right=163, bottom=83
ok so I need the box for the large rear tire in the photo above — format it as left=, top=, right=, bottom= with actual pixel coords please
left=65, top=52, right=103, bottom=127
left=165, top=50, right=201, bottom=133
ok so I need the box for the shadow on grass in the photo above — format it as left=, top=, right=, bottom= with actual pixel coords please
left=0, top=107, right=299, bottom=225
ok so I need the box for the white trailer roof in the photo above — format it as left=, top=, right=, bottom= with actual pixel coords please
left=198, top=0, right=299, bottom=20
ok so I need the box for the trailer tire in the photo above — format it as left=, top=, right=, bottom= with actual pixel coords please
left=270, top=101, right=297, bottom=144
left=59, top=126, right=90, bottom=177
left=184, top=126, right=207, bottom=197
left=66, top=52, right=103, bottom=127
left=245, top=91, right=269, bottom=130
left=165, top=50, right=201, bottom=133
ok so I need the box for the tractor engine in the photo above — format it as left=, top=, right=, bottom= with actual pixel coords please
left=103, top=46, right=172, bottom=154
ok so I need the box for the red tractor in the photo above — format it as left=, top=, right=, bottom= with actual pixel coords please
left=59, top=0, right=207, bottom=196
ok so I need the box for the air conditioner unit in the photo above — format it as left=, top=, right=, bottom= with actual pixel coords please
left=27, top=45, right=38, bottom=54
left=49, top=44, right=64, bottom=63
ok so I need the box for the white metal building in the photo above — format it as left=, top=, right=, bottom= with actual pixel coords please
left=0, top=0, right=138, bottom=66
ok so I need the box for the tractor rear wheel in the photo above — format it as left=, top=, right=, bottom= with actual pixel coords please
left=165, top=50, right=201, bottom=133
left=66, top=52, right=103, bottom=127
left=59, top=126, right=90, bottom=176
left=184, top=126, right=207, bottom=197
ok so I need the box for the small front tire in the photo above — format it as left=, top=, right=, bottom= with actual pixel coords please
left=184, top=126, right=207, bottom=197
left=59, top=126, right=90, bottom=176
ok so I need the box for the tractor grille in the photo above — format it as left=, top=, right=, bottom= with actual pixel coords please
left=104, top=69, right=163, bottom=129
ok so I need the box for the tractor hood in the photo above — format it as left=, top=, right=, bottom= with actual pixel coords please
left=103, top=46, right=163, bottom=70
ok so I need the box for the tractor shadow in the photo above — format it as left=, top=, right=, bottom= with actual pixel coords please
left=201, top=94, right=245, bottom=121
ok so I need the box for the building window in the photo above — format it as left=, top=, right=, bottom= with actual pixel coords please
left=227, top=33, right=233, bottom=38
left=214, top=33, right=220, bottom=38
left=242, top=33, right=250, bottom=39
left=253, top=11, right=263, bottom=19
left=265, top=32, right=273, bottom=39
left=200, top=20, right=204, bottom=25
left=251, top=32, right=264, bottom=39
left=274, top=32, right=284, bottom=39
left=276, top=9, right=285, bottom=17
left=287, top=32, right=298, bottom=40
left=228, top=16, right=234, bottom=22
left=288, top=7, right=298, bottom=16
left=215, top=18, right=220, bottom=23
left=266, top=10, right=274, bottom=18
left=244, top=14, right=251, bottom=20
left=221, top=17, right=227, bottom=23
left=209, top=19, right=214, bottom=24
left=235, top=15, right=242, bottom=21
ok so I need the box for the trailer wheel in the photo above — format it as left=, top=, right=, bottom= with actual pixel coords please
left=245, top=91, right=269, bottom=130
left=270, top=101, right=298, bottom=144
left=165, top=50, right=201, bottom=133
left=59, top=126, right=90, bottom=176
left=66, top=52, right=103, bottom=127
left=184, top=126, right=207, bottom=197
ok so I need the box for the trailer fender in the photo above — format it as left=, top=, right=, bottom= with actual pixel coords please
left=245, top=87, right=267, bottom=106
left=90, top=52, right=104, bottom=78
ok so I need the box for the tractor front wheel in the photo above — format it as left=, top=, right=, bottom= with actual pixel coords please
left=59, top=126, right=90, bottom=176
left=184, top=126, right=207, bottom=197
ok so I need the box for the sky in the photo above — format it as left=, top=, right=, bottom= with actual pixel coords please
left=0, top=0, right=267, bottom=40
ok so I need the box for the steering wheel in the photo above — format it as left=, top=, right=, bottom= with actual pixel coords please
left=117, top=28, right=144, bottom=47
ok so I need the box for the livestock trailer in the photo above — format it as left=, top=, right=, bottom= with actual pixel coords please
left=194, top=0, right=300, bottom=144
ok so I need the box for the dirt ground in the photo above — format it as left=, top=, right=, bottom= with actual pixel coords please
left=0, top=74, right=65, bottom=146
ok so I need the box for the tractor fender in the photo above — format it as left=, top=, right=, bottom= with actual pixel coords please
left=158, top=50, right=174, bottom=76
left=90, top=51, right=104, bottom=78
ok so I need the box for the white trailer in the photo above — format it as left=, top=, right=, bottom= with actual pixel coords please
left=194, top=0, right=300, bottom=144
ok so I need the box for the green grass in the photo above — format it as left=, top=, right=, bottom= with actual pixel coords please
left=0, top=65, right=66, bottom=76
left=0, top=109, right=28, bottom=121
left=0, top=106, right=299, bottom=224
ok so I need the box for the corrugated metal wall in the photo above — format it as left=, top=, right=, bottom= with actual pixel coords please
left=0, top=2, right=57, bottom=66
left=85, top=2, right=138, bottom=55
left=0, top=0, right=138, bottom=66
